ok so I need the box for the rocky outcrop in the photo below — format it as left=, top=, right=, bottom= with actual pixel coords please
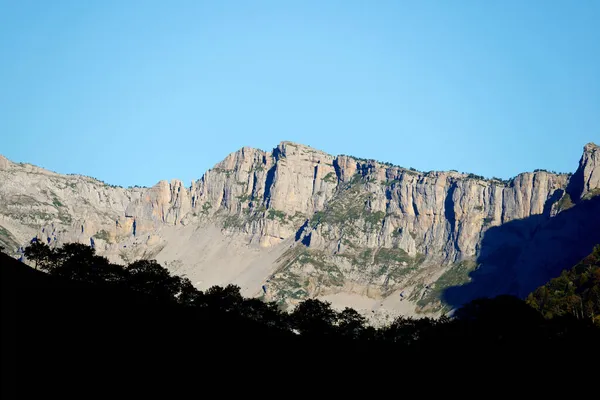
left=0, top=155, right=9, bottom=171
left=1, top=142, right=598, bottom=317
left=567, top=142, right=600, bottom=202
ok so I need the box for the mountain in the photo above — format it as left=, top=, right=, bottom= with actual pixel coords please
left=1, top=142, right=598, bottom=320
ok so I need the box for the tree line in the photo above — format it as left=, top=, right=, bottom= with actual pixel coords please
left=18, top=241, right=600, bottom=349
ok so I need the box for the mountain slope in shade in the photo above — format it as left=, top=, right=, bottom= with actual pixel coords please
left=0, top=142, right=598, bottom=321
left=526, top=244, right=600, bottom=324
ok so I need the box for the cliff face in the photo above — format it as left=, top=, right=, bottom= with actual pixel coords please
left=1, top=142, right=598, bottom=319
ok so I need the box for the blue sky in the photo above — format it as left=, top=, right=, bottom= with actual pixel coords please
left=1, top=1, right=598, bottom=187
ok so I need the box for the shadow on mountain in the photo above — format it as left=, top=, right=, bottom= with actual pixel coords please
left=443, top=195, right=600, bottom=309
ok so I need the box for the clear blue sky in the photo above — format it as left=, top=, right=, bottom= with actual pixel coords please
left=1, top=0, right=598, bottom=187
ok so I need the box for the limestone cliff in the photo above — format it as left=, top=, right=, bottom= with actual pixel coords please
left=1, top=142, right=598, bottom=320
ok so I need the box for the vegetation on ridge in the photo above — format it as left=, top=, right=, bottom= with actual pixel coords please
left=526, top=245, right=600, bottom=325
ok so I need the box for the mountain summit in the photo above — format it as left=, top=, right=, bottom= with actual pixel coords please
left=1, top=142, right=598, bottom=321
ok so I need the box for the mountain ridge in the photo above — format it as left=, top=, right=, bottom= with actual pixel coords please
left=0, top=139, right=581, bottom=190
left=1, top=141, right=598, bottom=322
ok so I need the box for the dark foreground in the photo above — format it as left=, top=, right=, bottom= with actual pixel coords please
left=2, top=252, right=598, bottom=398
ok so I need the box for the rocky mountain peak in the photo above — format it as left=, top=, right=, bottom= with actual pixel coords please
left=0, top=154, right=10, bottom=170
left=566, top=142, right=600, bottom=202
left=1, top=142, right=598, bottom=321
left=580, top=142, right=599, bottom=197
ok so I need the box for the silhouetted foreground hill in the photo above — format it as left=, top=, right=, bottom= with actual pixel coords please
left=0, top=251, right=302, bottom=398
left=2, top=244, right=599, bottom=398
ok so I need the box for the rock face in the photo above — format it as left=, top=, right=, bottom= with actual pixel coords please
left=566, top=142, right=600, bottom=202
left=1, top=142, right=598, bottom=319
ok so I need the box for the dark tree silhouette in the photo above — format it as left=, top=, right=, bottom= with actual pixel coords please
left=202, top=284, right=244, bottom=312
left=291, top=299, right=338, bottom=335
left=336, top=307, right=366, bottom=339
left=176, top=276, right=203, bottom=306
left=380, top=316, right=438, bottom=345
left=12, top=240, right=599, bottom=367
left=126, top=259, right=182, bottom=301
left=23, top=241, right=54, bottom=270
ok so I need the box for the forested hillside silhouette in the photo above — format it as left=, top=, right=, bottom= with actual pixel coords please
left=2, top=241, right=598, bottom=397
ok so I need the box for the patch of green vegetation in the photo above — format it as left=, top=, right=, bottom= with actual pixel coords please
left=417, top=259, right=477, bottom=311
left=282, top=288, right=309, bottom=300
left=341, top=238, right=356, bottom=248
left=88, top=176, right=122, bottom=189
left=474, top=205, right=483, bottom=211
left=403, top=169, right=419, bottom=176
left=310, top=211, right=328, bottom=228
left=58, top=212, right=72, bottom=224
left=409, top=231, right=418, bottom=241
left=52, top=197, right=64, bottom=208
left=533, top=169, right=567, bottom=174
left=483, top=217, right=494, bottom=225
left=374, top=247, right=412, bottom=264
left=382, top=179, right=401, bottom=186
left=359, top=248, right=373, bottom=262
left=338, top=247, right=425, bottom=284
left=364, top=210, right=385, bottom=226
left=338, top=154, right=424, bottom=173
left=408, top=283, right=425, bottom=302
left=322, top=172, right=337, bottom=183
left=93, top=230, right=111, bottom=242
left=582, top=188, right=600, bottom=200
left=213, top=168, right=233, bottom=177
left=237, top=194, right=251, bottom=202
left=267, top=209, right=287, bottom=223
left=555, top=193, right=574, bottom=212
left=362, top=249, right=425, bottom=294
left=291, top=211, right=306, bottom=221
left=270, top=248, right=348, bottom=303
left=377, top=264, right=389, bottom=275
left=348, top=173, right=364, bottom=186
left=466, top=173, right=486, bottom=181
left=310, top=191, right=378, bottom=232
left=386, top=264, right=418, bottom=283
left=201, top=202, right=212, bottom=215
left=270, top=270, right=310, bottom=302
left=293, top=249, right=345, bottom=287
left=527, top=245, right=600, bottom=323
